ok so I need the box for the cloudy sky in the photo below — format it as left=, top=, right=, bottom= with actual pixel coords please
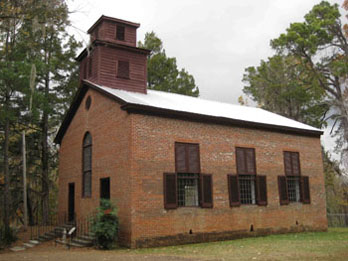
left=66, top=0, right=345, bottom=155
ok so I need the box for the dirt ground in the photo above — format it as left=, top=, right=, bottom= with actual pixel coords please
left=0, top=241, right=201, bottom=261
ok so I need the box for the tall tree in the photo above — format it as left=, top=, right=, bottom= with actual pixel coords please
left=15, top=0, right=81, bottom=223
left=0, top=0, right=31, bottom=240
left=243, top=55, right=327, bottom=127
left=271, top=1, right=348, bottom=172
left=138, top=32, right=199, bottom=97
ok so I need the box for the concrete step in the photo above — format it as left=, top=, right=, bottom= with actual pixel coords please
left=78, top=234, right=95, bottom=241
left=10, top=246, right=26, bottom=252
left=38, top=234, right=54, bottom=241
left=23, top=243, right=35, bottom=248
left=45, top=231, right=57, bottom=237
left=71, top=237, right=93, bottom=247
left=29, top=240, right=40, bottom=245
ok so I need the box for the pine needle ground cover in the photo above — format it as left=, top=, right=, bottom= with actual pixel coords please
left=129, top=228, right=348, bottom=260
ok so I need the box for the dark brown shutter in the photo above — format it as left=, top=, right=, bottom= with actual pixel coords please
left=228, top=175, right=240, bottom=207
left=175, top=143, right=186, bottom=172
left=246, top=149, right=256, bottom=174
left=291, top=152, right=300, bottom=176
left=278, top=176, right=289, bottom=205
left=163, top=173, right=177, bottom=209
left=188, top=144, right=200, bottom=173
left=117, top=61, right=129, bottom=79
left=200, top=174, right=213, bottom=208
left=284, top=152, right=292, bottom=175
left=236, top=148, right=246, bottom=174
left=116, top=25, right=125, bottom=40
left=256, top=175, right=267, bottom=206
left=300, top=176, right=310, bottom=204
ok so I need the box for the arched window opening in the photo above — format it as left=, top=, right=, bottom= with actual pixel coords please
left=82, top=132, right=92, bottom=197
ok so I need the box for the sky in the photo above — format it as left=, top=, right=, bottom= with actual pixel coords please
left=66, top=0, right=345, bottom=157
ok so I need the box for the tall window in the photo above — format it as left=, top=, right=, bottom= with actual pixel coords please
left=278, top=151, right=310, bottom=205
left=237, top=147, right=256, bottom=204
left=163, top=142, right=213, bottom=209
left=228, top=147, right=267, bottom=207
left=82, top=132, right=92, bottom=197
left=175, top=142, right=200, bottom=207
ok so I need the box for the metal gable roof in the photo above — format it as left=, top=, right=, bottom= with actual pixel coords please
left=54, top=80, right=323, bottom=144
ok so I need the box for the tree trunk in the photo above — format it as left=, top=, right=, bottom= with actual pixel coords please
left=3, top=23, right=12, bottom=239
left=3, top=107, right=11, bottom=237
left=27, top=189, right=34, bottom=226
left=41, top=87, right=49, bottom=225
left=41, top=30, right=53, bottom=225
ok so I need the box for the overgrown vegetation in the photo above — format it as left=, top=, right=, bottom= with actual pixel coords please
left=0, top=0, right=80, bottom=244
left=243, top=1, right=348, bottom=214
left=91, top=199, right=119, bottom=250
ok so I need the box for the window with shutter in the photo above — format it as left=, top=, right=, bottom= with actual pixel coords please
left=175, top=142, right=200, bottom=173
left=173, top=142, right=202, bottom=208
left=239, top=175, right=256, bottom=204
left=236, top=148, right=246, bottom=174
left=278, top=176, right=289, bottom=205
left=300, top=176, right=311, bottom=204
left=234, top=147, right=257, bottom=205
left=281, top=151, right=309, bottom=205
left=283, top=151, right=300, bottom=176
left=256, top=175, right=267, bottom=206
left=116, top=25, right=125, bottom=41
left=188, top=144, right=200, bottom=173
left=283, top=151, right=292, bottom=175
left=228, top=175, right=240, bottom=207
left=291, top=153, right=300, bottom=176
left=236, top=147, right=256, bottom=175
left=175, top=143, right=187, bottom=173
left=177, top=173, right=199, bottom=207
left=287, top=176, right=300, bottom=202
left=117, top=61, right=129, bottom=79
left=163, top=173, right=177, bottom=209
left=82, top=132, right=92, bottom=197
left=201, top=174, right=213, bottom=208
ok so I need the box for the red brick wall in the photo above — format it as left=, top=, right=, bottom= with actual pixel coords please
left=58, top=91, right=327, bottom=248
left=129, top=114, right=327, bottom=247
left=58, top=88, right=133, bottom=243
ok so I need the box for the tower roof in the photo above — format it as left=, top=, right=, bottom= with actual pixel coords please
left=87, top=15, right=140, bottom=34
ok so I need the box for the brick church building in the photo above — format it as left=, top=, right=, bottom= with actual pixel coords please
left=55, top=15, right=328, bottom=248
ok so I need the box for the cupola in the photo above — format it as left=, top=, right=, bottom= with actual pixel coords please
left=76, top=15, right=150, bottom=93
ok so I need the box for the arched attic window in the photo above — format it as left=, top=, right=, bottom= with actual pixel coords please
left=82, top=132, right=92, bottom=197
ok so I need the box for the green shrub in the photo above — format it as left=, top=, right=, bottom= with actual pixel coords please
left=91, top=199, right=119, bottom=249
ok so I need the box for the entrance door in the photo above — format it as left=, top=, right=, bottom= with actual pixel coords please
left=68, top=183, right=75, bottom=222
left=100, top=177, right=110, bottom=200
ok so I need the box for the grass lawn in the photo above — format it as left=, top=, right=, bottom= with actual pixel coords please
left=128, top=228, right=348, bottom=260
